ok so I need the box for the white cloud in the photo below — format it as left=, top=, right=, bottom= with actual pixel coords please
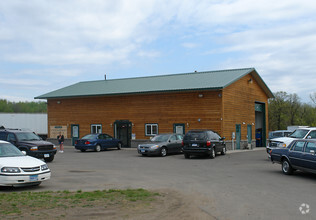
left=0, top=0, right=316, bottom=102
left=0, top=78, right=49, bottom=87
left=0, top=95, right=35, bottom=102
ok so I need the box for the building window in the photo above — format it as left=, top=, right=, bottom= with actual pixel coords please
left=91, top=124, right=102, bottom=134
left=145, top=124, right=158, bottom=136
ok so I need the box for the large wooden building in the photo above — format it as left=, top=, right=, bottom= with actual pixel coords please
left=36, top=68, right=274, bottom=149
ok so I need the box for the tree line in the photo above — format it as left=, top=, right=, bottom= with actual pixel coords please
left=269, top=92, right=316, bottom=131
left=1, top=91, right=316, bottom=131
left=0, top=99, right=47, bottom=113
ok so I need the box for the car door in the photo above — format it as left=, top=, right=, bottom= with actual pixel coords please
left=167, top=135, right=178, bottom=153
left=176, top=134, right=183, bottom=152
left=302, top=141, right=316, bottom=170
left=288, top=141, right=305, bottom=167
left=306, top=130, right=316, bottom=139
left=7, top=133, right=17, bottom=146
left=97, top=134, right=106, bottom=149
left=104, top=134, right=116, bottom=148
left=210, top=131, right=222, bottom=153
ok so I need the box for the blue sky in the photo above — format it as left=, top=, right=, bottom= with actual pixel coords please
left=0, top=0, right=315, bottom=103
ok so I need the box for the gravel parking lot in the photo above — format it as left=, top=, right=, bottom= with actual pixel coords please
left=4, top=147, right=316, bottom=220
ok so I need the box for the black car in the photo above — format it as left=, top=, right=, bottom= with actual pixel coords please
left=182, top=130, right=226, bottom=159
left=270, top=139, right=316, bottom=175
left=0, top=128, right=57, bottom=162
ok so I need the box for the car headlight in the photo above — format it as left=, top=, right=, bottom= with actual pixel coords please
left=30, top=146, right=38, bottom=151
left=41, top=164, right=49, bottom=171
left=150, top=145, right=159, bottom=150
left=1, top=167, right=21, bottom=173
left=53, top=145, right=57, bottom=150
left=277, top=142, right=286, bottom=148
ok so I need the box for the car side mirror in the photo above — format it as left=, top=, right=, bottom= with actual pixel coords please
left=221, top=137, right=226, bottom=140
left=21, top=151, right=26, bottom=155
left=310, top=150, right=315, bottom=155
left=307, top=136, right=312, bottom=139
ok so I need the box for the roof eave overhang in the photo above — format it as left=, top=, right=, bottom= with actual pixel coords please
left=34, top=87, right=224, bottom=100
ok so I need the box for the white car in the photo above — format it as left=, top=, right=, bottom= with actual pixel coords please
left=0, top=140, right=51, bottom=187
left=267, top=127, right=316, bottom=153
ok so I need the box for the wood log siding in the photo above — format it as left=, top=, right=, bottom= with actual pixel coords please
left=222, top=73, right=269, bottom=141
left=47, top=90, right=223, bottom=139
left=47, top=73, right=269, bottom=141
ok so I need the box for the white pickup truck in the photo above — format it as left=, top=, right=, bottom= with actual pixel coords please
left=267, top=127, right=316, bottom=153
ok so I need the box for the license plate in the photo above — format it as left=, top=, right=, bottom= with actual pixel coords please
left=30, top=175, right=38, bottom=182
left=44, top=154, right=50, bottom=158
left=141, top=149, right=146, bottom=153
left=192, top=144, right=198, bottom=147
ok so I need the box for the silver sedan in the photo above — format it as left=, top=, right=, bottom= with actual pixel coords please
left=137, top=133, right=183, bottom=157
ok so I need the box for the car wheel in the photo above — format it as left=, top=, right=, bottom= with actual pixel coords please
left=117, top=143, right=122, bottom=150
left=221, top=147, right=226, bottom=155
left=282, top=159, right=293, bottom=175
left=184, top=153, right=190, bottom=159
left=95, top=145, right=101, bottom=152
left=160, top=147, right=167, bottom=157
left=44, top=155, right=54, bottom=162
left=209, top=148, right=215, bottom=159
left=80, top=149, right=86, bottom=152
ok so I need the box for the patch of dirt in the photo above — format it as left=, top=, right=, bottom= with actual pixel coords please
left=4, top=190, right=216, bottom=220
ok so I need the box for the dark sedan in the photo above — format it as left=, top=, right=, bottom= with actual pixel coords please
left=75, top=133, right=122, bottom=152
left=137, top=133, right=183, bottom=157
left=270, top=139, right=316, bottom=175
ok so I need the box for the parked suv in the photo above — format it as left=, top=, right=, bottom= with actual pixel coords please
left=267, top=127, right=316, bottom=153
left=268, top=130, right=292, bottom=140
left=182, top=130, right=226, bottom=159
left=0, top=129, right=57, bottom=162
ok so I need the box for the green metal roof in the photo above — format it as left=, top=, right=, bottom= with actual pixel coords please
left=35, top=68, right=274, bottom=99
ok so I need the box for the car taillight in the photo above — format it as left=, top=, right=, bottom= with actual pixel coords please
left=206, top=141, right=211, bottom=147
left=75, top=141, right=77, bottom=145
left=181, top=141, right=184, bottom=146
left=85, top=141, right=90, bottom=145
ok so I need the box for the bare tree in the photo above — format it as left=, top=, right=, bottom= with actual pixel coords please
left=310, top=92, right=316, bottom=105
left=288, top=93, right=300, bottom=125
left=269, top=91, right=289, bottom=130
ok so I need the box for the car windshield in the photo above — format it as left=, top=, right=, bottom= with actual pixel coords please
left=151, top=135, right=170, bottom=142
left=184, top=132, right=206, bottom=141
left=81, top=134, right=98, bottom=139
left=16, top=132, right=41, bottom=141
left=273, top=132, right=283, bottom=138
left=289, top=129, right=309, bottom=138
left=0, top=143, right=24, bottom=157
left=284, top=132, right=292, bottom=137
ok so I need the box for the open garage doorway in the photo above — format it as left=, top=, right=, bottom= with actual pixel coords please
left=255, top=102, right=266, bottom=147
